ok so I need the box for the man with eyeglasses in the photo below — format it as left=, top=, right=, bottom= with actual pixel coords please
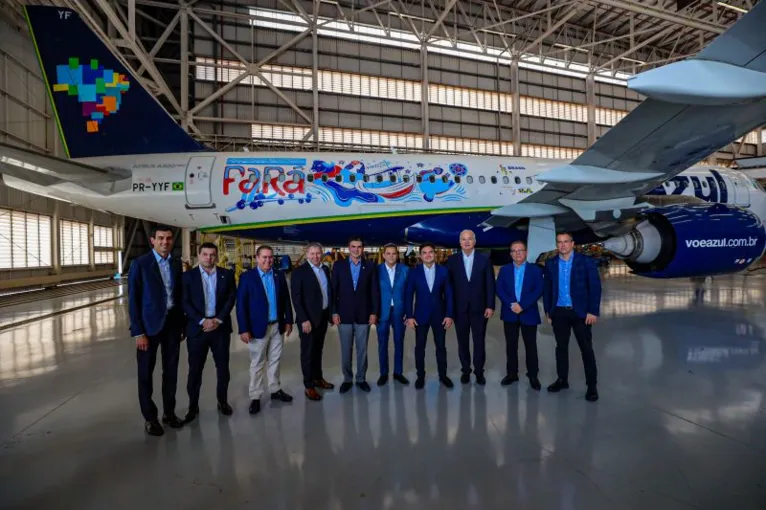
left=543, top=232, right=601, bottom=402
left=496, top=240, right=543, bottom=390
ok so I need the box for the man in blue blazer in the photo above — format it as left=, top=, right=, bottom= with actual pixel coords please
left=376, top=243, right=410, bottom=386
left=181, top=243, right=236, bottom=423
left=405, top=242, right=455, bottom=389
left=496, top=240, right=543, bottom=390
left=332, top=237, right=380, bottom=393
left=446, top=230, right=496, bottom=385
left=128, top=225, right=184, bottom=436
left=237, top=245, right=294, bottom=414
left=543, top=232, right=602, bottom=402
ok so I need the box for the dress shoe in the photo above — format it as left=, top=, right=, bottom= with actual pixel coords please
left=528, top=376, right=542, bottom=391
left=585, top=386, right=599, bottom=402
left=145, top=420, right=164, bottom=436
left=547, top=378, right=570, bottom=392
left=377, top=375, right=389, bottom=386
left=460, top=373, right=470, bottom=384
left=162, top=413, right=184, bottom=429
left=339, top=382, right=353, bottom=394
left=305, top=388, right=322, bottom=401
left=440, top=376, right=454, bottom=389
left=357, top=381, right=371, bottom=392
left=393, top=373, right=410, bottom=385
left=183, top=407, right=199, bottom=424
left=249, top=399, right=261, bottom=415
left=475, top=374, right=486, bottom=385
left=218, top=401, right=233, bottom=415
left=501, top=374, right=519, bottom=386
left=415, top=377, right=425, bottom=390
left=271, top=390, right=293, bottom=402
left=315, top=379, right=335, bottom=390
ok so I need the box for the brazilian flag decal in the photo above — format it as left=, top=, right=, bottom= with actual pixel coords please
left=172, top=182, right=184, bottom=191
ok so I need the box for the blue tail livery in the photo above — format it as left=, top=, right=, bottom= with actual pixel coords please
left=24, top=6, right=206, bottom=158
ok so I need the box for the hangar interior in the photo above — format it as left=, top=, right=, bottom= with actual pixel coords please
left=2, top=0, right=766, bottom=509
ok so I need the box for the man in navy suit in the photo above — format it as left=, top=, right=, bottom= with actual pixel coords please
left=405, top=242, right=454, bottom=389
left=181, top=242, right=236, bottom=423
left=332, top=237, right=380, bottom=393
left=496, top=240, right=543, bottom=390
left=237, top=245, right=294, bottom=414
left=446, top=230, right=496, bottom=385
left=291, top=242, right=334, bottom=401
left=376, top=243, right=410, bottom=386
left=129, top=225, right=184, bottom=436
left=543, top=232, right=601, bottom=402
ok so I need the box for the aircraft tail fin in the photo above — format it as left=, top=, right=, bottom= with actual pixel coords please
left=24, top=6, right=206, bottom=159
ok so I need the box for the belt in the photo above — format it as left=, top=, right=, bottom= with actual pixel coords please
left=556, top=306, right=573, bottom=310
left=268, top=320, right=278, bottom=325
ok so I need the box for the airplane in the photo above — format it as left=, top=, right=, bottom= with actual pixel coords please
left=2, top=4, right=766, bottom=280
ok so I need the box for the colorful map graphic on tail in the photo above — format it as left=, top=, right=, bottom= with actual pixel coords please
left=52, top=58, right=130, bottom=133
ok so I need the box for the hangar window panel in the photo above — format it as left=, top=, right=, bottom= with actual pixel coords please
left=60, top=220, right=89, bottom=267
left=595, top=107, right=626, bottom=126
left=0, top=209, right=52, bottom=269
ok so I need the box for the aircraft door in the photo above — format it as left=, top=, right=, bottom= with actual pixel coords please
left=731, top=172, right=751, bottom=207
left=185, top=156, right=216, bottom=209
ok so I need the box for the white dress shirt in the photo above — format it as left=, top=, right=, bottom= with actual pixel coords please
left=462, top=250, right=474, bottom=281
left=423, top=263, right=436, bottom=292
left=386, top=263, right=396, bottom=306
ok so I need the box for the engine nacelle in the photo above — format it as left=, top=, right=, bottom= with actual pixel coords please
left=602, top=204, right=766, bottom=278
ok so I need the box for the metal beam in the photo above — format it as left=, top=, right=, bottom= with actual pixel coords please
left=425, top=0, right=458, bottom=39
left=588, top=0, right=726, bottom=34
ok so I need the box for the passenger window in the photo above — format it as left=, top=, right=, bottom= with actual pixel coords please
left=403, top=175, right=410, bottom=183
left=321, top=175, right=328, bottom=182
left=693, top=180, right=700, bottom=189
left=416, top=175, right=423, bottom=183
left=479, top=176, right=486, bottom=184
left=442, top=176, right=448, bottom=183
left=376, top=175, right=383, bottom=183
left=455, top=176, right=461, bottom=184
left=702, top=180, right=708, bottom=188
left=429, top=176, right=435, bottom=183
left=349, top=174, right=356, bottom=183
left=491, top=176, right=497, bottom=184
left=307, top=174, right=314, bottom=182
left=526, top=177, right=533, bottom=184
left=466, top=176, right=473, bottom=184
left=514, top=176, right=521, bottom=184
left=390, top=175, right=396, bottom=183
left=278, top=174, right=286, bottom=183
left=335, top=175, right=342, bottom=182
left=293, top=174, right=300, bottom=183
left=502, top=176, right=509, bottom=184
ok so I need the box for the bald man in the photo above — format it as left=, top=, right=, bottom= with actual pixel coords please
left=446, top=230, right=495, bottom=385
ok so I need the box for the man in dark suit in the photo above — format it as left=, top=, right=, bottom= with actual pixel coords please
left=291, top=242, right=335, bottom=401
left=496, top=240, right=543, bottom=390
left=376, top=243, right=410, bottom=386
left=332, top=237, right=380, bottom=393
left=237, top=244, right=294, bottom=415
left=128, top=225, right=184, bottom=436
left=181, top=242, right=236, bottom=422
left=543, top=232, right=602, bottom=402
left=405, top=242, right=454, bottom=389
left=446, top=230, right=495, bottom=385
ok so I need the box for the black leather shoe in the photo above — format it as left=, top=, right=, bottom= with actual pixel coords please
left=460, top=373, right=470, bottom=384
left=393, top=373, right=409, bottom=385
left=218, top=402, right=233, bottom=415
left=339, top=382, right=353, bottom=394
left=249, top=399, right=261, bottom=415
left=162, top=413, right=184, bottom=429
left=529, top=376, right=542, bottom=391
left=501, top=374, right=519, bottom=386
left=415, top=377, right=425, bottom=389
left=585, top=386, right=599, bottom=402
left=475, top=374, right=486, bottom=385
left=440, top=376, right=454, bottom=389
left=145, top=420, right=164, bottom=436
left=377, top=375, right=388, bottom=386
left=270, top=390, right=293, bottom=402
left=547, top=379, right=570, bottom=392
left=356, top=381, right=371, bottom=392
left=183, top=407, right=199, bottom=424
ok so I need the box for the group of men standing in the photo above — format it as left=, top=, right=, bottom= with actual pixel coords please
left=129, top=225, right=601, bottom=437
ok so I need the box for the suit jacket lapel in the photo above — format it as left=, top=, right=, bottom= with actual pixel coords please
left=150, top=256, right=164, bottom=286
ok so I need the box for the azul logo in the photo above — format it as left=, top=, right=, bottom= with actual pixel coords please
left=53, top=57, right=130, bottom=133
left=685, top=237, right=759, bottom=248
left=649, top=171, right=728, bottom=203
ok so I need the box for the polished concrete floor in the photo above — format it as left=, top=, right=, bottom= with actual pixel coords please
left=2, top=269, right=766, bottom=509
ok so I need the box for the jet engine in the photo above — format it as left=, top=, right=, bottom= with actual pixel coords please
left=602, top=204, right=766, bottom=278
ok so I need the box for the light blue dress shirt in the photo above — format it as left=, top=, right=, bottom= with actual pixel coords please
left=462, top=251, right=474, bottom=281
left=513, top=262, right=526, bottom=304
left=557, top=255, right=573, bottom=307
left=310, top=262, right=329, bottom=309
left=258, top=268, right=278, bottom=322
left=423, top=263, right=436, bottom=292
left=199, top=266, right=217, bottom=323
left=153, top=249, right=174, bottom=310
left=350, top=258, right=362, bottom=291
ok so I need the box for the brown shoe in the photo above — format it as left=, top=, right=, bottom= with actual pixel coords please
left=305, top=388, right=322, bottom=401
left=314, top=379, right=335, bottom=390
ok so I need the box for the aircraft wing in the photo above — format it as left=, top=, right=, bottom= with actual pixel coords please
left=485, top=0, right=766, bottom=261
left=0, top=142, right=129, bottom=195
